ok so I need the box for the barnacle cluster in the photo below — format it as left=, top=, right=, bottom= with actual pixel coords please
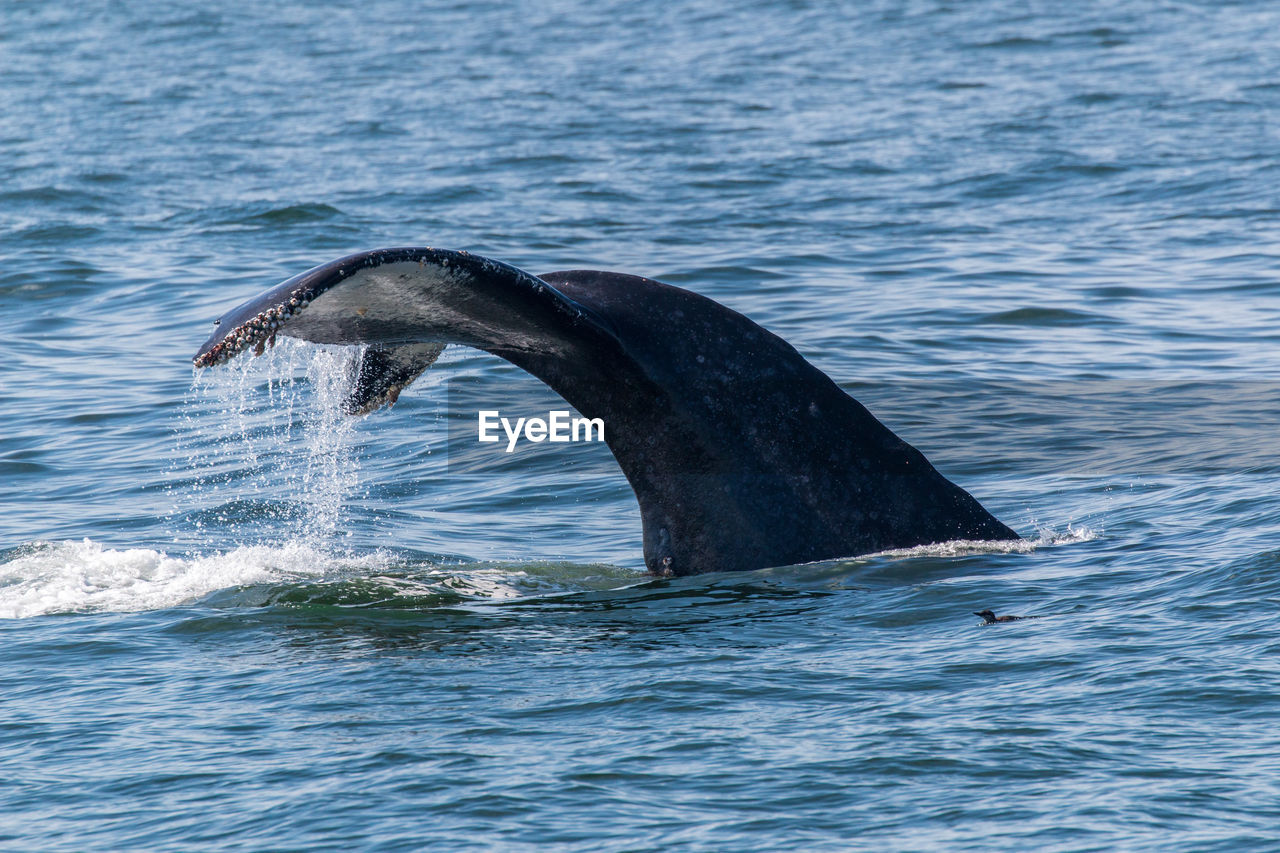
left=193, top=291, right=314, bottom=368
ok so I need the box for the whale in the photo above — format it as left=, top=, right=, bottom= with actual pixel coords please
left=194, top=247, right=1018, bottom=575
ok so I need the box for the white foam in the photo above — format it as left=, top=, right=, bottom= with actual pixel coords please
left=0, top=539, right=627, bottom=619
left=0, top=539, right=371, bottom=619
left=865, top=524, right=1098, bottom=560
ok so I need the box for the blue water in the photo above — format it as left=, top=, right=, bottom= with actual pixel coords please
left=5, top=1, right=1280, bottom=848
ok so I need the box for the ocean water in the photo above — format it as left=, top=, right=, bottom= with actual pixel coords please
left=4, top=0, right=1280, bottom=849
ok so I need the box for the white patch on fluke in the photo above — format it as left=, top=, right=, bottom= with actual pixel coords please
left=281, top=261, right=475, bottom=346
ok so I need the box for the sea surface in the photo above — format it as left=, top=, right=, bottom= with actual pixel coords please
left=4, top=1, right=1280, bottom=849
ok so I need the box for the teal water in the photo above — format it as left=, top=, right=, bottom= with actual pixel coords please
left=5, top=1, right=1280, bottom=849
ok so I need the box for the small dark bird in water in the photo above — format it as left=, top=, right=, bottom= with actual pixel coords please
left=974, top=609, right=1026, bottom=624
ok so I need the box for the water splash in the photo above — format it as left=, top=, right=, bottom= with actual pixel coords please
left=294, top=344, right=364, bottom=539
left=0, top=539, right=337, bottom=619
left=0, top=539, right=638, bottom=619
left=171, top=339, right=367, bottom=545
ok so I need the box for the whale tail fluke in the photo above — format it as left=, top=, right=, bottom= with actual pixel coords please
left=195, top=248, right=1018, bottom=575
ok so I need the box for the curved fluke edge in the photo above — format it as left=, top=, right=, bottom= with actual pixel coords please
left=194, top=247, right=1018, bottom=575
